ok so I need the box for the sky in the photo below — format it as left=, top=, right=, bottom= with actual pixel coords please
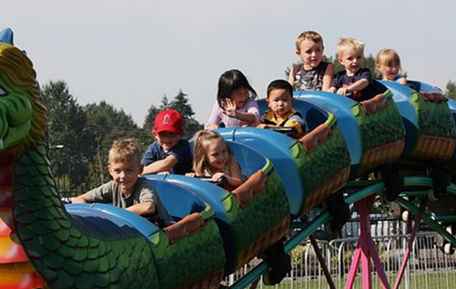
left=1, top=0, right=455, bottom=126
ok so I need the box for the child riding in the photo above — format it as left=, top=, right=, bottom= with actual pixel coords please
left=259, top=79, right=307, bottom=139
left=206, top=69, right=260, bottom=129
left=288, top=31, right=334, bottom=92
left=191, top=129, right=243, bottom=190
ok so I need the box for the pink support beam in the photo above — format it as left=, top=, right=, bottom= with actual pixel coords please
left=344, top=196, right=392, bottom=289
left=345, top=245, right=362, bottom=289
left=392, top=214, right=421, bottom=289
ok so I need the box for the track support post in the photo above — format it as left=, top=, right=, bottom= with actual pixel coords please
left=345, top=196, right=391, bottom=289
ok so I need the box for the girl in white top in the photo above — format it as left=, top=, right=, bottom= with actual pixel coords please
left=206, top=69, right=260, bottom=129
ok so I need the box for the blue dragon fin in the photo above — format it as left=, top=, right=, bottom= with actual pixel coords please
left=0, top=28, right=14, bottom=44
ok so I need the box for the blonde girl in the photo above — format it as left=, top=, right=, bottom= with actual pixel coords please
left=192, top=130, right=243, bottom=190
left=375, top=49, right=407, bottom=85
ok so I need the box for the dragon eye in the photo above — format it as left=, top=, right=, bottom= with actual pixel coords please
left=0, top=85, right=7, bottom=97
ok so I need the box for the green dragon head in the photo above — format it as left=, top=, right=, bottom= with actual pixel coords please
left=0, top=29, right=47, bottom=155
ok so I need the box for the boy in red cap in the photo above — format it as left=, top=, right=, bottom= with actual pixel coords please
left=142, top=108, right=193, bottom=175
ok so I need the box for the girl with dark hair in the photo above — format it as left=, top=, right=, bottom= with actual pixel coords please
left=206, top=69, right=260, bottom=129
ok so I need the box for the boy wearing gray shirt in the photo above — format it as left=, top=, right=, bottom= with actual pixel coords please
left=71, top=138, right=171, bottom=226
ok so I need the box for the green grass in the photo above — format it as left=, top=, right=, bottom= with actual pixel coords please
left=260, top=271, right=456, bottom=289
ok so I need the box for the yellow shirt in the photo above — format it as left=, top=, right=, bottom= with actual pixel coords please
left=262, top=109, right=305, bottom=137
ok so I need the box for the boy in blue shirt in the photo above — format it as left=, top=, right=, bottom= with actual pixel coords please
left=330, top=37, right=376, bottom=101
left=142, top=109, right=192, bottom=175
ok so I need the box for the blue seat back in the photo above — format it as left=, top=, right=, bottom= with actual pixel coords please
left=227, top=140, right=266, bottom=177
left=293, top=90, right=362, bottom=166
left=218, top=127, right=302, bottom=216
left=379, top=80, right=419, bottom=153
left=407, top=80, right=443, bottom=94
left=142, top=177, right=207, bottom=220
left=66, top=203, right=159, bottom=238
left=257, top=98, right=328, bottom=131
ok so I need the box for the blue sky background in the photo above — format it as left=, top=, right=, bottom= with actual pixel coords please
left=2, top=0, right=455, bottom=125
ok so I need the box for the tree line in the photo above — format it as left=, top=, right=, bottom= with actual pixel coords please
left=43, top=81, right=202, bottom=196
